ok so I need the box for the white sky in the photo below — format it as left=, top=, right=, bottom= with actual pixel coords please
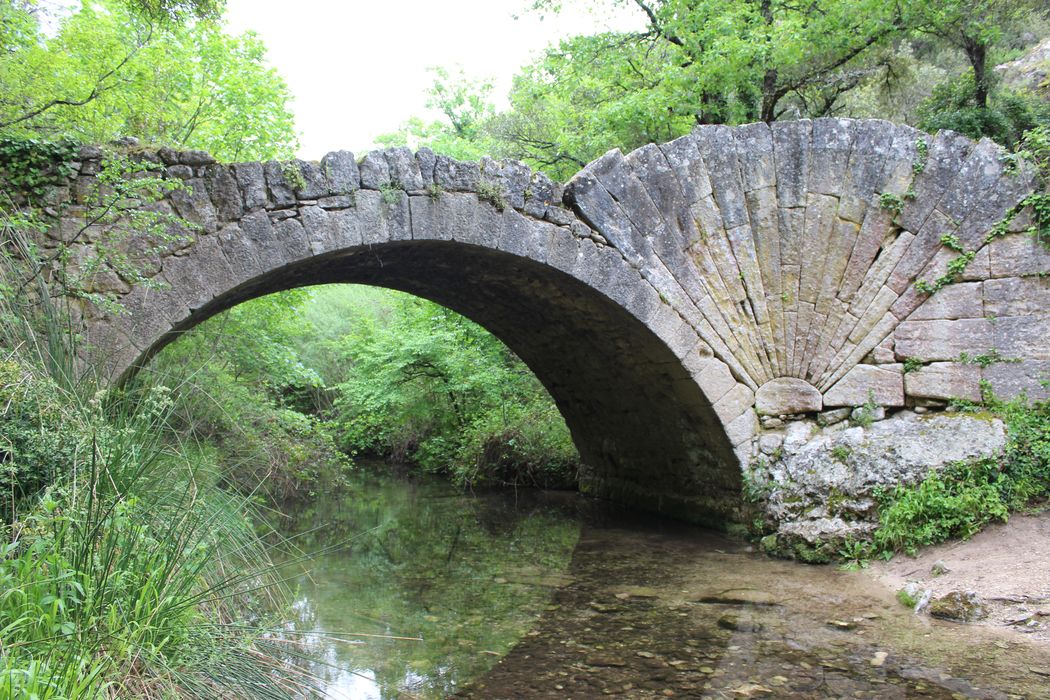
left=223, top=0, right=645, bottom=159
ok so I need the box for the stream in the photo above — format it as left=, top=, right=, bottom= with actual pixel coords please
left=274, top=465, right=1050, bottom=699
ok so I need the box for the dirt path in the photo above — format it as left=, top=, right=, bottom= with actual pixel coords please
left=866, top=510, right=1050, bottom=643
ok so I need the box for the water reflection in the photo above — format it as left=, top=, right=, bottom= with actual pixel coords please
left=274, top=466, right=580, bottom=699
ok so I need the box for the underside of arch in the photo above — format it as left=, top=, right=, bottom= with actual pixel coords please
left=119, top=240, right=743, bottom=526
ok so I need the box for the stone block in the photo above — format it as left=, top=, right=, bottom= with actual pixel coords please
left=384, top=147, right=425, bottom=192
left=893, top=318, right=993, bottom=362
left=983, top=360, right=1050, bottom=402
left=713, top=382, right=756, bottom=424
left=725, top=409, right=759, bottom=447
left=358, top=151, right=390, bottom=189
left=771, top=120, right=812, bottom=209
left=320, top=150, right=359, bottom=194
left=232, top=162, right=268, bottom=211
left=908, top=282, right=983, bottom=320
left=690, top=357, right=738, bottom=405
left=694, top=125, right=749, bottom=229
left=433, top=156, right=480, bottom=191
left=988, top=232, right=1050, bottom=279
left=263, top=161, right=296, bottom=208
left=991, top=316, right=1050, bottom=360
left=755, top=378, right=822, bottom=416
left=983, top=276, right=1050, bottom=317
left=904, top=362, right=982, bottom=402
left=823, top=363, right=904, bottom=407
left=817, top=408, right=851, bottom=426
left=204, top=164, right=242, bottom=222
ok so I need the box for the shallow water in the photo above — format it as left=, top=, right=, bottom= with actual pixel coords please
left=277, top=467, right=1050, bottom=699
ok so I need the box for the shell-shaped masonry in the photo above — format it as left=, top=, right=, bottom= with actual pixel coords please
left=564, top=118, right=1043, bottom=414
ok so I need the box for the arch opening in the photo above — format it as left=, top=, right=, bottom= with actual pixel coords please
left=114, top=240, right=742, bottom=525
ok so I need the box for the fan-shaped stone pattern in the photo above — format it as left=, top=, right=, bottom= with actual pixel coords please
left=38, top=118, right=1050, bottom=530
left=566, top=118, right=1047, bottom=410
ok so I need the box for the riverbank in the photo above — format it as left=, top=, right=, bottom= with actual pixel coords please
left=865, top=509, right=1050, bottom=644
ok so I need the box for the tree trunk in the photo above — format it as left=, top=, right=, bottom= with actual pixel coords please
left=965, top=38, right=989, bottom=110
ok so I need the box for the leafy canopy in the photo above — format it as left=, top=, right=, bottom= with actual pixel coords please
left=0, top=0, right=296, bottom=161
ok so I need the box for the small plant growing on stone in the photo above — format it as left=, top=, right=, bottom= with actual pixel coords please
left=281, top=161, right=307, bottom=193
left=426, top=182, right=443, bottom=200
left=477, top=178, right=506, bottom=209
left=830, top=445, right=852, bottom=463
left=837, top=538, right=873, bottom=571
left=379, top=181, right=402, bottom=205
left=912, top=137, right=929, bottom=174
left=902, top=357, right=923, bottom=373
left=879, top=192, right=905, bottom=215
left=477, top=180, right=506, bottom=211
left=896, top=587, right=919, bottom=608
left=851, top=390, right=880, bottom=428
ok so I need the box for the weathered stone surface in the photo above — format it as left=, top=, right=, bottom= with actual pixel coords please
left=893, top=319, right=994, bottom=362
left=823, top=364, right=904, bottom=407
left=232, top=162, right=268, bottom=211
left=755, top=378, right=822, bottom=415
left=713, top=382, right=756, bottom=423
left=929, top=591, right=987, bottom=622
left=385, top=147, right=425, bottom=192
left=983, top=360, right=1050, bottom=402
left=817, top=408, right=851, bottom=426
left=908, top=282, right=983, bottom=320
left=263, top=161, right=296, bottom=208
left=725, top=408, right=759, bottom=447
left=358, top=151, right=391, bottom=189
left=433, top=155, right=480, bottom=191
left=320, top=150, right=359, bottom=194
left=992, top=316, right=1050, bottom=360
left=904, top=362, right=982, bottom=402
left=988, top=231, right=1050, bottom=279
left=169, top=179, right=217, bottom=233
left=983, top=276, right=1050, bottom=317
left=753, top=412, right=1007, bottom=544
left=204, top=165, right=242, bottom=222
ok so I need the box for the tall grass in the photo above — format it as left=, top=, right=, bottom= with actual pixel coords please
left=0, top=223, right=323, bottom=697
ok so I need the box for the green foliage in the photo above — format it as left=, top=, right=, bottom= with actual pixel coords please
left=0, top=0, right=296, bottom=161
left=830, top=445, right=852, bottom=463
left=880, top=192, right=906, bottom=215
left=913, top=137, right=930, bottom=173
left=850, top=391, right=880, bottom=428
left=476, top=179, right=506, bottom=211
left=304, top=286, right=579, bottom=489
left=871, top=398, right=1050, bottom=557
left=958, top=348, right=1018, bottom=368
left=374, top=67, right=499, bottom=161
left=902, top=357, right=924, bottom=373
left=914, top=234, right=977, bottom=295
left=0, top=266, right=320, bottom=697
left=0, top=136, right=79, bottom=201
left=917, top=75, right=1049, bottom=148
left=148, top=289, right=348, bottom=504
left=378, top=181, right=402, bottom=205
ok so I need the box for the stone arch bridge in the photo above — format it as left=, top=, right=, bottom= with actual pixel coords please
left=53, top=118, right=1049, bottom=529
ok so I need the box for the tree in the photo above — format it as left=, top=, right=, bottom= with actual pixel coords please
left=374, top=67, right=499, bottom=161
left=0, top=0, right=296, bottom=161
left=907, top=0, right=1047, bottom=110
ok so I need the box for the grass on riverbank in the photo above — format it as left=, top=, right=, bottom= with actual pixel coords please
left=0, top=263, right=322, bottom=698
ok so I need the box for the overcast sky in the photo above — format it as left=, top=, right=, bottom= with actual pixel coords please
left=223, top=0, right=644, bottom=159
